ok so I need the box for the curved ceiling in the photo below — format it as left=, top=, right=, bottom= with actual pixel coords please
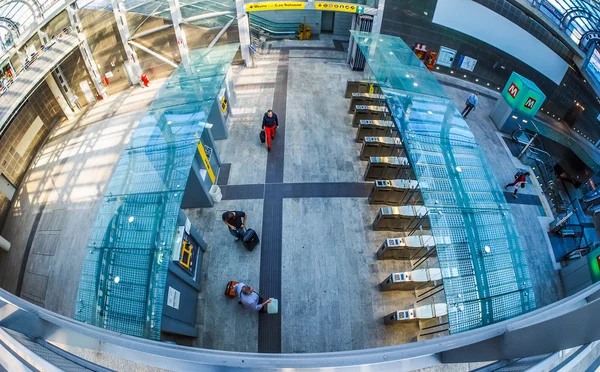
left=535, top=0, right=600, bottom=49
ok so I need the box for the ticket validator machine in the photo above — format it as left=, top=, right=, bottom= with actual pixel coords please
left=379, top=268, right=442, bottom=291
left=372, top=205, right=430, bottom=232
left=376, top=235, right=435, bottom=260
left=384, top=303, right=448, bottom=325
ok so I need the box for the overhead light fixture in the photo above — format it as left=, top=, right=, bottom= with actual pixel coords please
left=413, top=82, right=419, bottom=87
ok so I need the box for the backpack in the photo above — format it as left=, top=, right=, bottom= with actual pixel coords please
left=514, top=170, right=525, bottom=179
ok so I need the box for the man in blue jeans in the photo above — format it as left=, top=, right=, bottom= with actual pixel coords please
left=222, top=210, right=247, bottom=241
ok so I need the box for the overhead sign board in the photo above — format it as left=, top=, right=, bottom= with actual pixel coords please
left=245, top=2, right=305, bottom=11
left=501, top=72, right=546, bottom=117
left=315, top=2, right=364, bottom=13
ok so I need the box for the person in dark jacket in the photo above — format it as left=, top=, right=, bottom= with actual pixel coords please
left=504, top=171, right=530, bottom=199
left=261, top=110, right=279, bottom=151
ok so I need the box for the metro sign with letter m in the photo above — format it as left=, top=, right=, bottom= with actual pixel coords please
left=507, top=82, right=519, bottom=99
left=524, top=97, right=536, bottom=109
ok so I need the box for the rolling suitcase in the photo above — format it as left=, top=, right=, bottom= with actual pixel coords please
left=242, top=229, right=260, bottom=251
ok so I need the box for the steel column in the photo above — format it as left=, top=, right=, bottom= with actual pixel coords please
left=111, top=0, right=144, bottom=85
left=45, top=74, right=75, bottom=120
left=372, top=0, right=385, bottom=34
left=235, top=0, right=252, bottom=67
left=67, top=3, right=108, bottom=97
left=167, top=0, right=189, bottom=65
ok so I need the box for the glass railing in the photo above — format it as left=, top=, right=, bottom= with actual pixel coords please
left=353, top=31, right=536, bottom=334
left=74, top=43, right=239, bottom=340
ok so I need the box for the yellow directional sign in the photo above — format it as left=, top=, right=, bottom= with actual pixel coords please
left=197, top=141, right=215, bottom=184
left=315, top=2, right=363, bottom=13
left=245, top=2, right=306, bottom=11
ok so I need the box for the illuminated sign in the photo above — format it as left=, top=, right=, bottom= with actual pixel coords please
left=245, top=2, right=305, bottom=11
left=524, top=97, right=536, bottom=109
left=507, top=82, right=519, bottom=99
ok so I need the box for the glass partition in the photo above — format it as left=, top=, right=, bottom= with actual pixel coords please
left=75, top=43, right=239, bottom=340
left=352, top=31, right=536, bottom=334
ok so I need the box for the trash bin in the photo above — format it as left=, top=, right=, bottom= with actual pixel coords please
left=209, top=185, right=222, bottom=203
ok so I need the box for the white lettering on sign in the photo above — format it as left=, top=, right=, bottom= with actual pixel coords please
left=524, top=97, right=536, bottom=109
left=507, top=83, right=519, bottom=99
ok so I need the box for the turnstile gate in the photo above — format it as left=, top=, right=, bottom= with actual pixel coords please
left=360, top=136, right=402, bottom=158
left=364, top=156, right=413, bottom=181
left=349, top=93, right=386, bottom=113
left=352, top=105, right=389, bottom=127
left=372, top=205, right=430, bottom=232
left=379, top=268, right=440, bottom=291
left=344, top=80, right=381, bottom=98
left=376, top=235, right=435, bottom=260
left=384, top=304, right=448, bottom=325
left=368, top=179, right=422, bottom=205
left=356, top=121, right=396, bottom=142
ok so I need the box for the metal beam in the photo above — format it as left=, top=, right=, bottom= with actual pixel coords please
left=235, top=0, right=252, bottom=67
left=128, top=40, right=178, bottom=68
left=67, top=3, right=107, bottom=97
left=130, top=24, right=172, bottom=40
left=111, top=0, right=143, bottom=85
left=183, top=10, right=233, bottom=23
left=207, top=17, right=234, bottom=49
left=371, top=0, right=385, bottom=34
left=167, top=0, right=189, bottom=65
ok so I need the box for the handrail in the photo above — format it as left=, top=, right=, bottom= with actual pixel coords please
left=2, top=283, right=600, bottom=370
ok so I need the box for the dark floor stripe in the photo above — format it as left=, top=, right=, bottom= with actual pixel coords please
left=281, top=182, right=371, bottom=198
left=16, top=203, right=46, bottom=296
left=217, top=163, right=231, bottom=186
left=265, top=51, right=288, bottom=184
left=504, top=192, right=543, bottom=206
left=258, top=184, right=283, bottom=353
left=439, top=81, right=498, bottom=101
left=333, top=39, right=345, bottom=51
left=220, top=184, right=264, bottom=200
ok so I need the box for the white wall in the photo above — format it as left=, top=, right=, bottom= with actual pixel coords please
left=432, top=0, right=569, bottom=85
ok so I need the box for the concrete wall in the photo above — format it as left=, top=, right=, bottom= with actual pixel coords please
left=333, top=12, right=353, bottom=36
left=58, top=48, right=97, bottom=106
left=0, top=82, right=65, bottom=186
left=43, top=10, right=70, bottom=39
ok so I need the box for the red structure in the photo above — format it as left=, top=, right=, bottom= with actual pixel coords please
left=425, top=51, right=438, bottom=71
left=141, top=74, right=150, bottom=87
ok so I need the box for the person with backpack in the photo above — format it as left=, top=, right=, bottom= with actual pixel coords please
left=233, top=282, right=271, bottom=312
left=505, top=170, right=530, bottom=199
left=222, top=210, right=247, bottom=240
left=261, top=109, right=279, bottom=152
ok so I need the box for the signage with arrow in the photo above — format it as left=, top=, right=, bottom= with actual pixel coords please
left=245, top=1, right=305, bottom=11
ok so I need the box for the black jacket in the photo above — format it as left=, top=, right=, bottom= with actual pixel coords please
left=262, top=112, right=279, bottom=128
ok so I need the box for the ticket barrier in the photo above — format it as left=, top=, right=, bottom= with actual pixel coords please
left=376, top=235, right=435, bottom=260
left=384, top=303, right=448, bottom=325
left=352, top=105, right=389, bottom=127
left=364, top=156, right=413, bottom=181
left=379, top=268, right=441, bottom=291
left=349, top=93, right=386, bottom=113
left=372, top=205, right=430, bottom=232
left=360, top=137, right=402, bottom=159
left=368, top=179, right=422, bottom=205
left=356, top=121, right=396, bottom=142
left=344, top=80, right=381, bottom=98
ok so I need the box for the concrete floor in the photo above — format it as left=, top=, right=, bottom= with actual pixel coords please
left=0, top=35, right=567, bottom=356
left=0, top=82, right=163, bottom=317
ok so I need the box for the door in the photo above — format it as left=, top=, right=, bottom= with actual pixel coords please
left=321, top=12, right=334, bottom=33
left=79, top=81, right=96, bottom=104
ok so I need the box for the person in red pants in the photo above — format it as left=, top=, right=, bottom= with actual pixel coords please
left=504, top=171, right=530, bottom=199
left=261, top=110, right=279, bottom=151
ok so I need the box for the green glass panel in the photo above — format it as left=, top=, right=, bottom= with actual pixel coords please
left=352, top=31, right=536, bottom=334
left=74, top=43, right=239, bottom=340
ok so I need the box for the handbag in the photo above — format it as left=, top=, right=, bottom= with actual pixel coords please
left=259, top=130, right=266, bottom=143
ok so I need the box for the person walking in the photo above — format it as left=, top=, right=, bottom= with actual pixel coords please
left=461, top=92, right=479, bottom=118
left=262, top=109, right=279, bottom=152
left=222, top=210, right=247, bottom=241
left=504, top=171, right=530, bottom=199
left=233, top=282, right=271, bottom=312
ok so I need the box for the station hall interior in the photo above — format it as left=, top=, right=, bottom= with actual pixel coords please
left=4, top=0, right=600, bottom=371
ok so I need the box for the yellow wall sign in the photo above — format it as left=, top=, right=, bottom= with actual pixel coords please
left=220, top=96, right=228, bottom=114
left=197, top=141, right=215, bottom=184
left=245, top=2, right=306, bottom=11
left=315, top=2, right=363, bottom=13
